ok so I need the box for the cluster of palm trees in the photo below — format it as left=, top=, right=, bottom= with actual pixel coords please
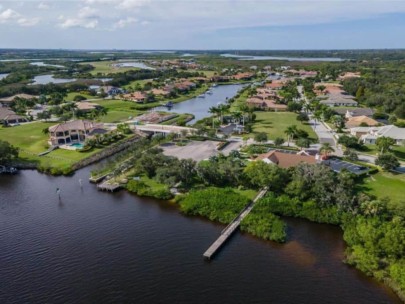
left=208, top=104, right=254, bottom=129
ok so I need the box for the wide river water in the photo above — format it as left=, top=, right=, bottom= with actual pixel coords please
left=0, top=167, right=401, bottom=304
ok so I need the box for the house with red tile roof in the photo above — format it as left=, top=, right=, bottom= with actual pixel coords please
left=255, top=150, right=318, bottom=168
left=48, top=120, right=106, bottom=146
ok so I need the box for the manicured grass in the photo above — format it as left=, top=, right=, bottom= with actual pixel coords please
left=65, top=92, right=95, bottom=101
left=250, top=112, right=317, bottom=140
left=357, top=144, right=405, bottom=162
left=0, top=122, right=52, bottom=153
left=230, top=89, right=249, bottom=111
left=91, top=99, right=143, bottom=123
left=362, top=172, right=405, bottom=208
left=123, top=79, right=153, bottom=90
left=82, top=61, right=141, bottom=75
left=0, top=122, right=102, bottom=170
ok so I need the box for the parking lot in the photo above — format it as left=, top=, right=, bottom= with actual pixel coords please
left=161, top=140, right=241, bottom=161
left=325, top=158, right=370, bottom=175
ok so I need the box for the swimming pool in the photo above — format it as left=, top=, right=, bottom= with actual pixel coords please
left=70, top=143, right=84, bottom=149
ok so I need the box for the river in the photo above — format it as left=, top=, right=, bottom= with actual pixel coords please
left=0, top=168, right=401, bottom=304
left=155, top=84, right=245, bottom=124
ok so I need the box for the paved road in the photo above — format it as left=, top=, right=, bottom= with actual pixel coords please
left=309, top=118, right=336, bottom=145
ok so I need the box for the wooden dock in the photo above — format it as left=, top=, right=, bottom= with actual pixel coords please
left=203, top=188, right=267, bottom=260
left=97, top=181, right=121, bottom=192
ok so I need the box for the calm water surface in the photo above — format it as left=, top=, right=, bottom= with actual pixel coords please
left=0, top=168, right=401, bottom=304
left=0, top=73, right=9, bottom=80
left=30, top=74, right=76, bottom=85
left=155, top=83, right=245, bottom=123
left=221, top=53, right=344, bottom=62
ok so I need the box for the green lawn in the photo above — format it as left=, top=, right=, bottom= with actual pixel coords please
left=91, top=99, right=144, bottom=123
left=357, top=144, right=405, bottom=162
left=65, top=92, right=95, bottom=101
left=361, top=172, right=405, bottom=209
left=123, top=79, right=153, bottom=90
left=0, top=122, right=102, bottom=171
left=230, top=89, right=249, bottom=111
left=250, top=112, right=317, bottom=141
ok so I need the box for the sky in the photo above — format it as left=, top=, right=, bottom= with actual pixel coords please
left=0, top=0, right=405, bottom=50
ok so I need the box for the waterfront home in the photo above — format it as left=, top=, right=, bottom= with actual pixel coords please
left=121, top=91, right=147, bottom=103
left=256, top=150, right=318, bottom=168
left=350, top=125, right=405, bottom=144
left=0, top=93, right=38, bottom=105
left=0, top=108, right=28, bottom=125
left=233, top=72, right=254, bottom=80
left=174, top=81, right=196, bottom=92
left=345, top=115, right=380, bottom=128
left=48, top=120, right=106, bottom=146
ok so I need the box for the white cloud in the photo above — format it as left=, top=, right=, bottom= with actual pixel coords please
left=38, top=2, right=50, bottom=10
left=85, top=0, right=150, bottom=10
left=59, top=6, right=100, bottom=29
left=0, top=9, right=20, bottom=23
left=113, top=17, right=137, bottom=29
left=140, top=20, right=150, bottom=26
left=18, top=17, right=40, bottom=26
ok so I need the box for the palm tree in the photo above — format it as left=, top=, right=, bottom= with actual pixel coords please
left=303, top=103, right=312, bottom=113
left=208, top=106, right=220, bottom=129
left=284, top=125, right=298, bottom=147
left=232, top=111, right=242, bottom=124
left=320, top=142, right=335, bottom=159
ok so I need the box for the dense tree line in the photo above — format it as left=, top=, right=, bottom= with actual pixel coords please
left=342, top=68, right=405, bottom=118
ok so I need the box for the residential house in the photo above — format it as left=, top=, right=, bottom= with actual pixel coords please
left=0, top=94, right=38, bottom=105
left=356, top=125, right=405, bottom=145
left=333, top=108, right=374, bottom=118
left=75, top=102, right=102, bottom=112
left=265, top=80, right=285, bottom=90
left=0, top=108, right=28, bottom=125
left=338, top=72, right=361, bottom=81
left=345, top=115, right=380, bottom=128
left=233, top=72, right=254, bottom=80
left=255, top=150, right=318, bottom=168
left=48, top=120, right=106, bottom=146
left=121, top=91, right=147, bottom=103
left=316, top=83, right=358, bottom=107
left=320, top=97, right=358, bottom=107
left=99, top=86, right=124, bottom=96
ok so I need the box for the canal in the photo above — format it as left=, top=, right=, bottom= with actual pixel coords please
left=155, top=83, right=245, bottom=124
left=0, top=168, right=401, bottom=304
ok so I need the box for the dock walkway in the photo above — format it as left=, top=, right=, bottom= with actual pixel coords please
left=203, top=188, right=267, bottom=260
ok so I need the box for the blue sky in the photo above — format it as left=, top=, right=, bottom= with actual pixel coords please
left=0, top=0, right=405, bottom=49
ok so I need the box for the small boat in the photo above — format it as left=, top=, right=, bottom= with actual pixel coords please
left=212, top=83, right=218, bottom=87
left=198, top=94, right=205, bottom=98
left=206, top=90, right=213, bottom=95
left=163, top=101, right=173, bottom=108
